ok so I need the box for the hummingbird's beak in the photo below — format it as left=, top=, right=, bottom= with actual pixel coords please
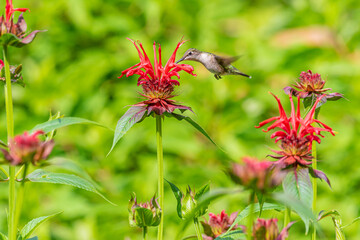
left=176, top=57, right=185, bottom=64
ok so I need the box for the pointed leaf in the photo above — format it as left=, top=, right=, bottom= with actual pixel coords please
left=20, top=212, right=61, bottom=240
left=318, top=210, right=345, bottom=240
left=0, top=232, right=7, bottom=240
left=30, top=117, right=110, bottom=134
left=215, top=230, right=246, bottom=240
left=194, top=182, right=210, bottom=200
left=226, top=202, right=285, bottom=233
left=134, top=207, right=157, bottom=227
left=165, top=179, right=183, bottom=218
left=26, top=169, right=116, bottom=205
left=26, top=237, right=38, bottom=240
left=273, top=192, right=317, bottom=233
left=108, top=106, right=147, bottom=155
left=166, top=112, right=218, bottom=147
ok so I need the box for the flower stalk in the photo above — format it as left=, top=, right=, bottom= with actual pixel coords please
left=156, top=115, right=164, bottom=240
left=247, top=191, right=255, bottom=240
left=143, top=226, right=148, bottom=240
left=194, top=217, right=203, bottom=240
left=284, top=207, right=291, bottom=239
left=3, top=45, right=16, bottom=240
left=14, top=163, right=29, bottom=235
left=312, top=142, right=317, bottom=240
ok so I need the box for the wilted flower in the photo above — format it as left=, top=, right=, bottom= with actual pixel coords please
left=0, top=0, right=43, bottom=47
left=201, top=210, right=243, bottom=240
left=255, top=93, right=333, bottom=185
left=253, top=218, right=294, bottom=240
left=118, top=38, right=196, bottom=116
left=0, top=130, right=54, bottom=166
left=229, top=157, right=284, bottom=193
left=128, top=193, right=161, bottom=228
left=284, top=70, right=343, bottom=102
left=0, top=59, right=24, bottom=86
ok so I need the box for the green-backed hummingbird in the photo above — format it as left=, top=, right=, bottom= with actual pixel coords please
left=176, top=48, right=251, bottom=80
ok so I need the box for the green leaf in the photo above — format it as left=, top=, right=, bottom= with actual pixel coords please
left=283, top=169, right=313, bottom=211
left=318, top=210, right=345, bottom=240
left=0, top=139, right=7, bottom=148
left=273, top=192, right=317, bottom=234
left=0, top=232, right=7, bottom=240
left=166, top=112, right=218, bottom=147
left=30, top=117, right=110, bottom=134
left=108, top=106, right=147, bottom=155
left=215, top=230, right=246, bottom=240
left=26, top=169, right=116, bottom=206
left=165, top=179, right=183, bottom=218
left=226, top=202, right=285, bottom=234
left=342, top=217, right=360, bottom=229
left=134, top=207, right=156, bottom=227
left=26, top=237, right=38, bottom=240
left=20, top=212, right=61, bottom=240
left=194, top=182, right=210, bottom=200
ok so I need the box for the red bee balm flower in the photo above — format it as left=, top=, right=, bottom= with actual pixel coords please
left=284, top=70, right=343, bottom=101
left=119, top=38, right=196, bottom=115
left=255, top=93, right=334, bottom=185
left=201, top=210, right=243, bottom=240
left=0, top=0, right=44, bottom=47
left=0, top=130, right=54, bottom=166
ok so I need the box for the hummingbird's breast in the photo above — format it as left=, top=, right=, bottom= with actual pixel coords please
left=198, top=53, right=224, bottom=74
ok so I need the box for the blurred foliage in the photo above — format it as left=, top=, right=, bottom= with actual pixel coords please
left=0, top=0, right=359, bottom=239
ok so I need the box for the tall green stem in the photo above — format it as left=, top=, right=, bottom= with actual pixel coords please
left=247, top=191, right=255, bottom=240
left=14, top=164, right=28, bottom=235
left=284, top=207, right=291, bottom=236
left=312, top=142, right=317, bottom=240
left=3, top=46, right=16, bottom=240
left=193, top=218, right=203, bottom=240
left=156, top=115, right=164, bottom=240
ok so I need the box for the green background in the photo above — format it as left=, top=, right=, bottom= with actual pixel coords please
left=0, top=0, right=359, bottom=239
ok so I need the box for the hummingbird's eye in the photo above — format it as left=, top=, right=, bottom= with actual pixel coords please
left=188, top=52, right=192, bottom=55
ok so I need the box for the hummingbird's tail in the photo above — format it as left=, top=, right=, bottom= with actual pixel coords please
left=228, top=66, right=251, bottom=78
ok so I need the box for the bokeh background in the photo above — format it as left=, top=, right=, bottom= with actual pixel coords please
left=0, top=0, right=359, bottom=239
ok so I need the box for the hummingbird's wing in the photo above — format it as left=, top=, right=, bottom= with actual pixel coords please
left=214, top=55, right=241, bottom=67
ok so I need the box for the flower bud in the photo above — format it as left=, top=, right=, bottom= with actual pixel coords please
left=253, top=218, right=295, bottom=240
left=128, top=193, right=161, bottom=228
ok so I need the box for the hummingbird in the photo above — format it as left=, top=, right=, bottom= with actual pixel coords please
left=176, top=48, right=251, bottom=80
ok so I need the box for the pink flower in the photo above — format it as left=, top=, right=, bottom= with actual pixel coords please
left=284, top=70, right=343, bottom=101
left=229, top=157, right=284, bottom=193
left=201, top=210, right=243, bottom=239
left=1, top=130, right=54, bottom=166
left=118, top=38, right=196, bottom=115
left=253, top=218, right=294, bottom=240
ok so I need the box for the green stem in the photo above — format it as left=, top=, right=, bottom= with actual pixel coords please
left=14, top=163, right=28, bottom=235
left=247, top=191, right=255, bottom=240
left=143, top=226, right=148, bottom=240
left=312, top=142, right=317, bottom=240
left=284, top=207, right=291, bottom=232
left=193, top=218, right=203, bottom=240
left=156, top=115, right=164, bottom=240
left=3, top=45, right=16, bottom=240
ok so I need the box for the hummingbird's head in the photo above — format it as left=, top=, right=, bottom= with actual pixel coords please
left=176, top=48, right=202, bottom=64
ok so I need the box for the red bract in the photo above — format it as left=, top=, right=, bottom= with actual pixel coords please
left=201, top=210, right=243, bottom=240
left=284, top=70, right=343, bottom=101
left=118, top=38, right=196, bottom=115
left=0, top=130, right=54, bottom=166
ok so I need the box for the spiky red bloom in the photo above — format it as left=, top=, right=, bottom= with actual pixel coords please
left=119, top=38, right=196, bottom=115
left=253, top=218, right=294, bottom=240
left=201, top=210, right=243, bottom=240
left=284, top=70, right=343, bottom=100
left=1, top=130, right=54, bottom=166
left=255, top=93, right=334, bottom=185
left=230, top=157, right=284, bottom=193
left=5, top=0, right=28, bottom=22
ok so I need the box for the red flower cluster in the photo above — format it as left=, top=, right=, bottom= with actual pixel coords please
left=201, top=210, right=242, bottom=240
left=229, top=157, right=284, bottom=193
left=119, top=38, right=196, bottom=115
left=256, top=93, right=334, bottom=184
left=284, top=70, right=343, bottom=100
left=1, top=130, right=54, bottom=166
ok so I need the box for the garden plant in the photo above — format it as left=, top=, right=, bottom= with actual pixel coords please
left=0, top=0, right=358, bottom=240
